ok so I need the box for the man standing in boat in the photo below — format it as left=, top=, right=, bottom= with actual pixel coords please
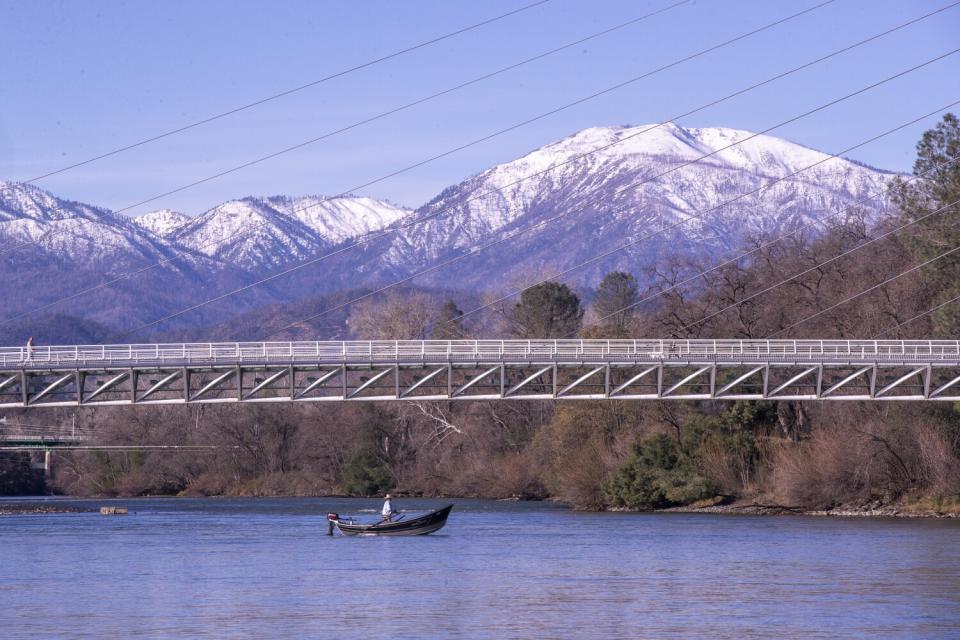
left=381, top=493, right=395, bottom=522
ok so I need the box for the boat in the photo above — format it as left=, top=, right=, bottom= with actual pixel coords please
left=327, top=504, right=453, bottom=536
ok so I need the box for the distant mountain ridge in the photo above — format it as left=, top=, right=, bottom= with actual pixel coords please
left=160, top=195, right=411, bottom=271
left=0, top=181, right=411, bottom=338
left=373, top=123, right=899, bottom=289
left=0, top=181, right=183, bottom=265
left=0, top=123, right=903, bottom=343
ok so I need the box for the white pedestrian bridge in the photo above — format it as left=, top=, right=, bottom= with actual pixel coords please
left=2, top=339, right=960, bottom=407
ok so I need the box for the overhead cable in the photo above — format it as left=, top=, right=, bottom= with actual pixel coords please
left=872, top=292, right=960, bottom=338
left=0, top=0, right=690, bottom=258
left=18, top=0, right=556, bottom=184
left=768, top=200, right=960, bottom=337
left=582, top=152, right=960, bottom=334
left=116, top=2, right=959, bottom=338
left=394, top=52, right=960, bottom=336
left=275, top=104, right=960, bottom=339
left=3, top=0, right=841, bottom=328
left=679, top=197, right=960, bottom=333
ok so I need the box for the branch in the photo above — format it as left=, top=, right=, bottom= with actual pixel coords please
left=411, top=401, right=462, bottom=447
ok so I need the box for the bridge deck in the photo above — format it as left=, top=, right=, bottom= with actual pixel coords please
left=2, top=340, right=959, bottom=406
left=4, top=339, right=960, bottom=368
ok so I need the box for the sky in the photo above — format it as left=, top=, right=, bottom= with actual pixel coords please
left=1, top=0, right=958, bottom=216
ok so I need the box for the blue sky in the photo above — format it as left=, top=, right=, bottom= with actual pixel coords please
left=1, top=0, right=958, bottom=215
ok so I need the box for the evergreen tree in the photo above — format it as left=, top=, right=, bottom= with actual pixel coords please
left=340, top=452, right=393, bottom=496
left=510, top=282, right=584, bottom=338
left=0, top=452, right=44, bottom=496
left=603, top=433, right=714, bottom=509
left=894, top=113, right=960, bottom=335
left=592, top=271, right=639, bottom=334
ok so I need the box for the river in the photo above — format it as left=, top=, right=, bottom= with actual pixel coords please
left=1, top=497, right=958, bottom=639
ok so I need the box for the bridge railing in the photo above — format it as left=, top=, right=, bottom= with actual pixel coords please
left=2, top=339, right=960, bottom=367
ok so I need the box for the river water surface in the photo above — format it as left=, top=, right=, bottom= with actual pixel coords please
left=1, top=497, right=959, bottom=639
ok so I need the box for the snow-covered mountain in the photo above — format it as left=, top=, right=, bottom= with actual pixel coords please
left=0, top=181, right=264, bottom=337
left=171, top=199, right=323, bottom=270
left=266, top=195, right=410, bottom=244
left=376, top=123, right=899, bottom=288
left=0, top=181, right=186, bottom=265
left=134, top=209, right=190, bottom=239
left=171, top=195, right=411, bottom=270
left=0, top=122, right=903, bottom=342
left=0, top=181, right=412, bottom=274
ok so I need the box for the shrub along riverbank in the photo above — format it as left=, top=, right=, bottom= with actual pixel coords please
left=3, top=396, right=957, bottom=519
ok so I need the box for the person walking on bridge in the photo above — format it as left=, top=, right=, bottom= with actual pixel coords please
left=25, top=336, right=34, bottom=363
left=382, top=493, right=396, bottom=522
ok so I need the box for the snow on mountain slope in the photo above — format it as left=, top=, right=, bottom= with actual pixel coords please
left=0, top=181, right=411, bottom=275
left=0, top=180, right=111, bottom=223
left=0, top=181, right=188, bottom=266
left=173, top=195, right=411, bottom=271
left=266, top=195, right=411, bottom=243
left=135, top=209, right=191, bottom=239
left=0, top=183, right=284, bottom=338
left=0, top=122, right=907, bottom=338
left=171, top=199, right=323, bottom=270
left=380, top=123, right=900, bottom=287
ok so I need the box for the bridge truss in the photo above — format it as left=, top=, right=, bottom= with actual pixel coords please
left=2, top=340, right=960, bottom=408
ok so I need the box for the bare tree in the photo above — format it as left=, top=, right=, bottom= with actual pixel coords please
left=347, top=290, right=438, bottom=339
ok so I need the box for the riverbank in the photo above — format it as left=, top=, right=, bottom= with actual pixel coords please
left=4, top=493, right=960, bottom=518
left=660, top=496, right=960, bottom=518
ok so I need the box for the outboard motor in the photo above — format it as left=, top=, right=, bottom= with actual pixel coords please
left=327, top=512, right=339, bottom=536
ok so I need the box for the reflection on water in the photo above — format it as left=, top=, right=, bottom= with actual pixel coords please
left=1, top=497, right=959, bottom=639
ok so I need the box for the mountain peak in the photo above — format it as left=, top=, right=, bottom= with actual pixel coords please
left=168, top=194, right=411, bottom=270
left=0, top=122, right=904, bottom=339
left=0, top=181, right=188, bottom=266
left=266, top=194, right=411, bottom=244
left=388, top=122, right=900, bottom=288
left=0, top=180, right=114, bottom=223
left=134, top=209, right=191, bottom=239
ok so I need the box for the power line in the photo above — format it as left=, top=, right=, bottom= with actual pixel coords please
left=583, top=154, right=960, bottom=335
left=6, top=0, right=827, bottom=237
left=766, top=199, right=960, bottom=337
left=274, top=103, right=959, bottom=339
left=16, top=0, right=555, bottom=185
left=164, top=51, right=960, bottom=340
left=3, top=0, right=837, bottom=331
left=872, top=292, right=960, bottom=338
left=103, top=0, right=931, bottom=339
left=0, top=0, right=690, bottom=259
left=681, top=197, right=960, bottom=333
left=363, top=52, right=959, bottom=338
left=300, top=0, right=837, bottom=200
left=0, top=0, right=832, bottom=280
left=96, top=2, right=699, bottom=216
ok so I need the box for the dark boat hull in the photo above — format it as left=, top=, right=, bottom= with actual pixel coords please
left=334, top=504, right=453, bottom=536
